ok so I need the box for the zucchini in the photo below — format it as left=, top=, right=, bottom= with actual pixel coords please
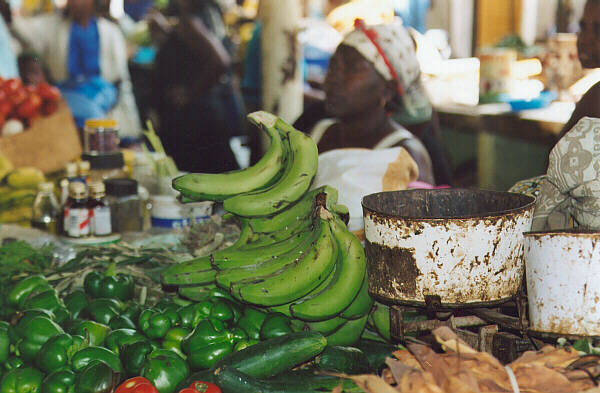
left=215, top=367, right=323, bottom=393
left=316, top=346, right=371, bottom=374
left=355, top=339, right=402, bottom=373
left=212, top=331, right=326, bottom=379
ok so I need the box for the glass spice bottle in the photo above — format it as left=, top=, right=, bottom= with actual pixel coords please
left=88, top=181, right=112, bottom=237
left=63, top=182, right=90, bottom=238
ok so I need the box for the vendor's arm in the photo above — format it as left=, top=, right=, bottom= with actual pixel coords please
left=558, top=81, right=600, bottom=140
left=398, top=138, right=435, bottom=185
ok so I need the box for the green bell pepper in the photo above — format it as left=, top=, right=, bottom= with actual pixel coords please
left=121, top=303, right=142, bottom=323
left=104, top=329, right=146, bottom=355
left=71, top=346, right=122, bottom=373
left=36, top=333, right=84, bottom=374
left=108, top=315, right=136, bottom=330
left=237, top=308, right=267, bottom=341
left=68, top=320, right=110, bottom=346
left=62, top=290, right=88, bottom=320
left=177, top=304, right=207, bottom=329
left=181, top=319, right=246, bottom=370
left=161, top=328, right=189, bottom=359
left=85, top=298, right=122, bottom=325
left=0, top=367, right=43, bottom=393
left=8, top=276, right=51, bottom=308
left=120, top=340, right=153, bottom=377
left=84, top=272, right=134, bottom=301
left=141, top=349, right=189, bottom=393
left=41, top=369, right=75, bottom=393
left=18, top=316, right=64, bottom=362
left=22, top=291, right=69, bottom=324
left=73, top=361, right=119, bottom=393
left=260, top=312, right=293, bottom=340
left=138, top=309, right=173, bottom=339
left=3, top=358, right=23, bottom=372
left=0, top=322, right=10, bottom=364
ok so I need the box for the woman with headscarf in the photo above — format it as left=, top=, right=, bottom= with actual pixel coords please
left=296, top=20, right=436, bottom=185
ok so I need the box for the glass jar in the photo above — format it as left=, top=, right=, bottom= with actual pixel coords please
left=31, top=182, right=60, bottom=235
left=83, top=152, right=128, bottom=183
left=84, top=119, right=120, bottom=154
left=105, top=178, right=144, bottom=233
left=88, top=181, right=112, bottom=237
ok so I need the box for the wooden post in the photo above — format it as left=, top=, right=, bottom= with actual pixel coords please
left=260, top=0, right=304, bottom=125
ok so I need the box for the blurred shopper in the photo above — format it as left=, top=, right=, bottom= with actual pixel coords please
left=558, top=0, right=600, bottom=139
left=0, top=3, right=18, bottom=78
left=151, top=0, right=242, bottom=173
left=8, top=0, right=142, bottom=136
left=295, top=20, right=449, bottom=185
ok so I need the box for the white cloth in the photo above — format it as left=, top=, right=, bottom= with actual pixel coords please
left=312, top=147, right=418, bottom=231
left=12, top=14, right=142, bottom=137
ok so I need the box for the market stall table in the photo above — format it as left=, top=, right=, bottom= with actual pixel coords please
left=436, top=101, right=575, bottom=190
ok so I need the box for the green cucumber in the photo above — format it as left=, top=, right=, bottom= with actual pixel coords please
left=315, top=346, right=371, bottom=374
left=215, top=367, right=323, bottom=393
left=269, top=369, right=363, bottom=392
left=212, top=331, right=326, bottom=379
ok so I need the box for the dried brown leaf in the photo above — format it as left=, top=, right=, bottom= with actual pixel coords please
left=393, top=349, right=423, bottom=370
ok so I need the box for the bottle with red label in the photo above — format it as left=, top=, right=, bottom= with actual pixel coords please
left=87, top=181, right=112, bottom=236
left=63, top=181, right=90, bottom=238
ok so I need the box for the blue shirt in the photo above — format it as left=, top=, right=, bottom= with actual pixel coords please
left=67, top=18, right=101, bottom=80
left=0, top=17, right=18, bottom=78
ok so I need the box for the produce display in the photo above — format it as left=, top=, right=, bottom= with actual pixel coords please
left=169, top=112, right=377, bottom=345
left=0, top=78, right=61, bottom=135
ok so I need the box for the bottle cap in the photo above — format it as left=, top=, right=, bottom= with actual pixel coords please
left=65, top=162, right=78, bottom=178
left=69, top=182, right=87, bottom=199
left=89, top=181, right=106, bottom=197
left=85, top=119, right=118, bottom=129
left=78, top=161, right=90, bottom=175
left=38, top=182, right=54, bottom=193
left=81, top=152, right=125, bottom=170
left=104, top=178, right=138, bottom=197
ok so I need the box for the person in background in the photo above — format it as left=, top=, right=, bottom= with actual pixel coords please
left=17, top=53, right=47, bottom=85
left=295, top=20, right=443, bottom=185
left=7, top=0, right=142, bottom=137
left=557, top=0, right=600, bottom=139
left=150, top=0, right=243, bottom=173
left=0, top=3, right=18, bottom=78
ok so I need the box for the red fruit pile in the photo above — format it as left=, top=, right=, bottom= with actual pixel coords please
left=0, top=78, right=61, bottom=131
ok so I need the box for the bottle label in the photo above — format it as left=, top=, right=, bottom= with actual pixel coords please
left=91, top=206, right=112, bottom=236
left=64, top=208, right=90, bottom=238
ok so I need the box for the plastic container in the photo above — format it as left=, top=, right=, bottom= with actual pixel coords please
left=84, top=119, right=120, bottom=154
left=150, top=195, right=213, bottom=229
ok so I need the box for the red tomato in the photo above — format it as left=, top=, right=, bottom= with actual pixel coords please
left=16, top=93, right=42, bottom=119
left=9, top=89, right=27, bottom=107
left=2, top=79, right=22, bottom=95
left=41, top=100, right=58, bottom=116
left=115, top=377, right=159, bottom=393
left=36, top=82, right=61, bottom=102
left=179, top=382, right=222, bottom=393
left=0, top=100, right=12, bottom=117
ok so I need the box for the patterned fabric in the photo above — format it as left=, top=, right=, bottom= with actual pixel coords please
left=341, top=21, right=431, bottom=119
left=508, top=175, right=546, bottom=200
left=532, top=117, right=600, bottom=231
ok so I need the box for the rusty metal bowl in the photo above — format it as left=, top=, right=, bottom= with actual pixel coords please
left=362, top=189, right=535, bottom=308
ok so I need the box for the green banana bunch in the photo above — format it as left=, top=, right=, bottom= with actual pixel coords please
left=232, top=218, right=338, bottom=306
left=289, top=218, right=366, bottom=321
left=223, top=120, right=318, bottom=217
left=172, top=111, right=285, bottom=201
